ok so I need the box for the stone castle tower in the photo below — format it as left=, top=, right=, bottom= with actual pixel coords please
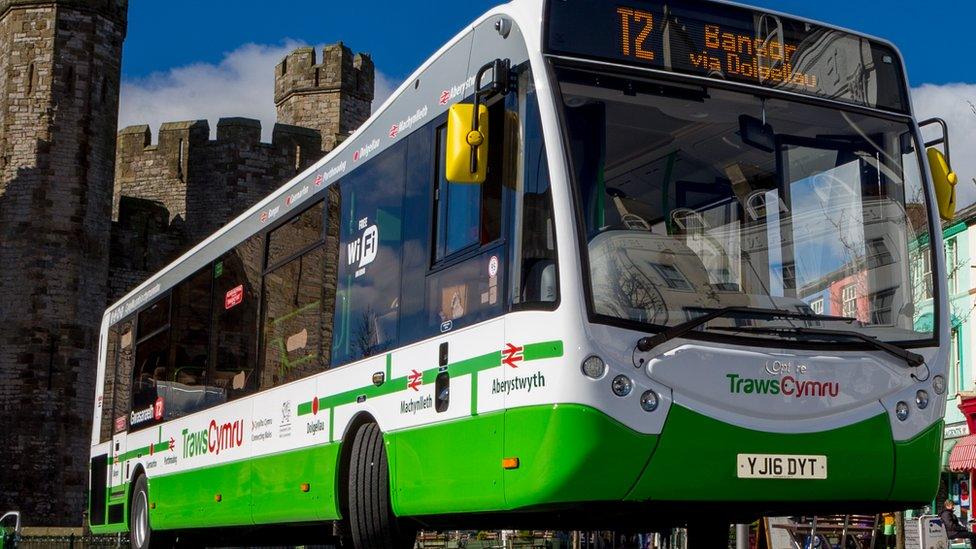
left=0, top=0, right=128, bottom=526
left=110, top=43, right=373, bottom=299
left=274, top=43, right=374, bottom=152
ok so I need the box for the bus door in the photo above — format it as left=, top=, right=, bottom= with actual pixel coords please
left=109, top=431, right=127, bottom=502
left=107, top=317, right=136, bottom=515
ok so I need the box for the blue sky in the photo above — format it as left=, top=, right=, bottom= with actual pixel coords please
left=123, top=0, right=972, bottom=86
left=119, top=1, right=976, bottom=205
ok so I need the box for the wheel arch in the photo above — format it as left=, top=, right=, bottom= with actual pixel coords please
left=128, top=463, right=147, bottom=509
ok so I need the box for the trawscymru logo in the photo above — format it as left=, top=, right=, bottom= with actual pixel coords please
left=182, top=418, right=245, bottom=458
left=726, top=373, right=839, bottom=398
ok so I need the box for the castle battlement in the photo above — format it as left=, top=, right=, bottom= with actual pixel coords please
left=117, top=118, right=322, bottom=161
left=274, top=43, right=373, bottom=104
left=0, top=0, right=127, bottom=25
left=114, top=116, right=323, bottom=243
left=274, top=43, right=374, bottom=152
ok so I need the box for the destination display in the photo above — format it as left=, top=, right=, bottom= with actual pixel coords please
left=546, top=0, right=909, bottom=112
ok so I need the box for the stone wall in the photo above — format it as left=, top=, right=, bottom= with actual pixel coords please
left=0, top=0, right=127, bottom=526
left=109, top=118, right=322, bottom=299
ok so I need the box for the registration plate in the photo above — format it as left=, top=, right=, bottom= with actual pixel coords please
left=736, top=453, right=827, bottom=479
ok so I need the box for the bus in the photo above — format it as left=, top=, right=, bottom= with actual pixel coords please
left=89, top=0, right=959, bottom=547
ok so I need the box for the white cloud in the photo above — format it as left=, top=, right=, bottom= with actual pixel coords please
left=912, top=83, right=976, bottom=208
left=119, top=41, right=397, bottom=143
left=372, top=71, right=399, bottom=113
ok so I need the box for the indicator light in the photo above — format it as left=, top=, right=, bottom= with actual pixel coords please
left=215, top=494, right=222, bottom=503
left=611, top=375, right=633, bottom=397
left=895, top=401, right=910, bottom=421
left=916, top=390, right=929, bottom=410
left=502, top=457, right=520, bottom=469
left=300, top=483, right=310, bottom=493
left=640, top=390, right=659, bottom=412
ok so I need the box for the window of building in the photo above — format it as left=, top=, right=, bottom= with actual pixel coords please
left=947, top=238, right=958, bottom=295
left=261, top=200, right=333, bottom=388
left=213, top=234, right=263, bottom=400
left=781, top=262, right=796, bottom=290
left=913, top=246, right=934, bottom=300
left=333, top=144, right=405, bottom=365
left=652, top=263, right=691, bottom=290
left=866, top=238, right=894, bottom=269
left=809, top=298, right=824, bottom=315
left=870, top=288, right=896, bottom=325
left=950, top=327, right=961, bottom=397
left=841, top=283, right=857, bottom=319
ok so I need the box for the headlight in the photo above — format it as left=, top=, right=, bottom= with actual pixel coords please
left=640, top=390, right=659, bottom=412
left=895, top=401, right=910, bottom=421
left=611, top=375, right=633, bottom=397
left=933, top=375, right=946, bottom=395
left=916, top=390, right=929, bottom=410
left=581, top=356, right=607, bottom=379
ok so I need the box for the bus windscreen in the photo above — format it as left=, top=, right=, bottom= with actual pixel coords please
left=545, top=0, right=909, bottom=113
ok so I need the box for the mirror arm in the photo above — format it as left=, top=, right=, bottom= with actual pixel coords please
left=469, top=58, right=512, bottom=173
left=919, top=117, right=952, bottom=166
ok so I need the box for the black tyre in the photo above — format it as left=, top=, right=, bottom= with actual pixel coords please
left=347, top=423, right=415, bottom=549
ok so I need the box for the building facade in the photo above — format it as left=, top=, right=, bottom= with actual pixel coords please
left=0, top=0, right=128, bottom=525
left=936, top=204, right=976, bottom=522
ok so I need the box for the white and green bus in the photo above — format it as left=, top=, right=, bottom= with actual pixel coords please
left=89, top=0, right=959, bottom=547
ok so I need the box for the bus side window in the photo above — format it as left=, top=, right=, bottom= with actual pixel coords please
left=424, top=100, right=508, bottom=335
left=513, top=70, right=558, bottom=307
left=100, top=319, right=133, bottom=439
left=260, top=199, right=333, bottom=389
left=212, top=232, right=263, bottom=400
left=331, top=141, right=406, bottom=366
left=130, top=295, right=172, bottom=431
left=167, top=268, right=215, bottom=418
left=98, top=329, right=120, bottom=443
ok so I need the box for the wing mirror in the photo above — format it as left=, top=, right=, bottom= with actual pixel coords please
left=920, top=118, right=958, bottom=221
left=444, top=58, right=511, bottom=184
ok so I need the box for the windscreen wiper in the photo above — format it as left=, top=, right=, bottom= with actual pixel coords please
left=636, top=306, right=855, bottom=354
left=710, top=326, right=924, bottom=367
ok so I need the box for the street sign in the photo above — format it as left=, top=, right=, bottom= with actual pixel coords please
left=905, top=515, right=948, bottom=549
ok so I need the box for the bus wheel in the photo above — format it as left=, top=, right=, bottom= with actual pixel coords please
left=347, top=422, right=415, bottom=549
left=129, top=475, right=154, bottom=549
left=129, top=475, right=170, bottom=549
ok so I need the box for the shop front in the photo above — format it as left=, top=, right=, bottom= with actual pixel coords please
left=945, top=396, right=976, bottom=531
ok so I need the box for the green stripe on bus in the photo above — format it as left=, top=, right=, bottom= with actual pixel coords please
left=295, top=340, right=562, bottom=418
left=523, top=340, right=563, bottom=361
